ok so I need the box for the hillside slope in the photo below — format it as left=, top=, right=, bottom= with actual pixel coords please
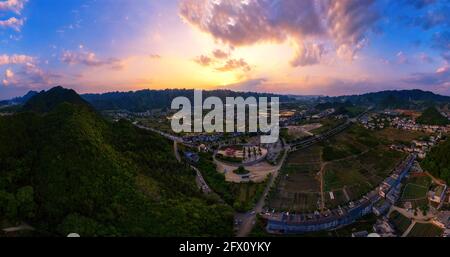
left=416, top=107, right=450, bottom=126
left=422, top=138, right=450, bottom=184
left=0, top=87, right=233, bottom=236
left=321, top=89, right=450, bottom=109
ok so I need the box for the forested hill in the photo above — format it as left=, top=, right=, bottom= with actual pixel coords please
left=422, top=138, right=450, bottom=184
left=416, top=107, right=450, bottom=126
left=0, top=87, right=233, bottom=236
left=320, top=89, right=450, bottom=109
left=23, top=86, right=91, bottom=113
left=82, top=89, right=294, bottom=112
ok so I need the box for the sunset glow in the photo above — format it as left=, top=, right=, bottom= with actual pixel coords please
left=0, top=0, right=449, bottom=99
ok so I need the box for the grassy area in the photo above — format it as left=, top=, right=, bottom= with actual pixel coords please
left=374, top=128, right=429, bottom=145
left=196, top=152, right=266, bottom=212
left=216, top=154, right=242, bottom=164
left=281, top=127, right=311, bottom=142
left=231, top=182, right=267, bottom=212
left=389, top=211, right=412, bottom=235
left=269, top=124, right=423, bottom=213
left=310, top=118, right=345, bottom=135
left=268, top=145, right=322, bottom=212
left=399, top=175, right=431, bottom=209
left=402, top=184, right=429, bottom=200
left=407, top=223, right=443, bottom=237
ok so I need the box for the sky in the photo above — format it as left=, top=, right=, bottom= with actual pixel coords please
left=0, top=0, right=449, bottom=100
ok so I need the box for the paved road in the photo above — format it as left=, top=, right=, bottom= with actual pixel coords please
left=135, top=123, right=184, bottom=143
left=2, top=223, right=34, bottom=233
left=235, top=116, right=361, bottom=237
left=173, top=141, right=182, bottom=162
left=236, top=146, right=288, bottom=237
left=136, top=124, right=213, bottom=195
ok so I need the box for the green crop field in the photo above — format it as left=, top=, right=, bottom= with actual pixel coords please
left=400, top=175, right=431, bottom=204
left=389, top=211, right=412, bottom=235
left=402, top=184, right=429, bottom=200
left=269, top=124, right=422, bottom=214
left=407, top=223, right=443, bottom=237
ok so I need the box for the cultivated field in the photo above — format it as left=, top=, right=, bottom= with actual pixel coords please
left=407, top=223, right=443, bottom=237
left=268, top=145, right=322, bottom=212
left=400, top=174, right=431, bottom=209
left=268, top=124, right=424, bottom=213
left=389, top=211, right=412, bottom=235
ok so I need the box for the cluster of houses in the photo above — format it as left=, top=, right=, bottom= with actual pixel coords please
left=372, top=217, right=396, bottom=237
left=266, top=141, right=284, bottom=165
left=264, top=154, right=416, bottom=234
left=390, top=116, right=450, bottom=134
left=183, top=132, right=252, bottom=145
left=0, top=112, right=13, bottom=116
left=280, top=107, right=338, bottom=127
left=359, top=113, right=389, bottom=130
left=311, top=108, right=335, bottom=120
left=434, top=211, right=450, bottom=237
left=359, top=111, right=450, bottom=134
left=390, top=133, right=444, bottom=159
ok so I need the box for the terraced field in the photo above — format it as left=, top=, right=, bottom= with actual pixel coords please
left=268, top=145, right=322, bottom=212
left=268, top=124, right=420, bottom=213
left=407, top=223, right=443, bottom=237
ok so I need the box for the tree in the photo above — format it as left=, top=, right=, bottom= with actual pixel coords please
left=0, top=190, right=17, bottom=221
left=16, top=186, right=36, bottom=219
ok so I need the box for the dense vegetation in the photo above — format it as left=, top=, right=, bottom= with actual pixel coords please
left=196, top=153, right=266, bottom=212
left=82, top=89, right=294, bottom=112
left=422, top=138, right=450, bottom=184
left=0, top=87, right=234, bottom=236
left=321, top=89, right=450, bottom=109
left=416, top=107, right=449, bottom=126
left=23, top=87, right=91, bottom=113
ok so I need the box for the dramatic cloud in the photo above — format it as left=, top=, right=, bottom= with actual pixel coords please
left=180, top=0, right=380, bottom=66
left=216, top=58, right=251, bottom=72
left=149, top=54, right=162, bottom=59
left=0, top=54, right=35, bottom=66
left=61, top=50, right=122, bottom=69
left=194, top=49, right=251, bottom=72
left=1, top=62, right=57, bottom=88
left=0, top=0, right=27, bottom=13
left=212, top=49, right=230, bottom=59
left=0, top=17, right=24, bottom=31
left=291, top=43, right=325, bottom=66
left=194, top=55, right=213, bottom=67
left=2, top=68, right=15, bottom=86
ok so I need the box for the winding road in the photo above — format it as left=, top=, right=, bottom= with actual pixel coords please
left=236, top=147, right=289, bottom=237
left=135, top=123, right=213, bottom=195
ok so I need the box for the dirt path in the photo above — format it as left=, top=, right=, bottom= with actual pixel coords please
left=319, top=162, right=328, bottom=211
left=318, top=150, right=370, bottom=211
left=236, top=147, right=289, bottom=237
left=2, top=223, right=34, bottom=233
left=402, top=221, right=416, bottom=237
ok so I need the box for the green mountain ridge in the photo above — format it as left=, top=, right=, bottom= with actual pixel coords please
left=321, top=89, right=450, bottom=109
left=422, top=138, right=450, bottom=184
left=0, top=87, right=233, bottom=236
left=416, top=107, right=450, bottom=126
left=23, top=86, right=91, bottom=113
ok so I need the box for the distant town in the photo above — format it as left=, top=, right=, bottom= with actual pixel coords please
left=94, top=90, right=450, bottom=238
